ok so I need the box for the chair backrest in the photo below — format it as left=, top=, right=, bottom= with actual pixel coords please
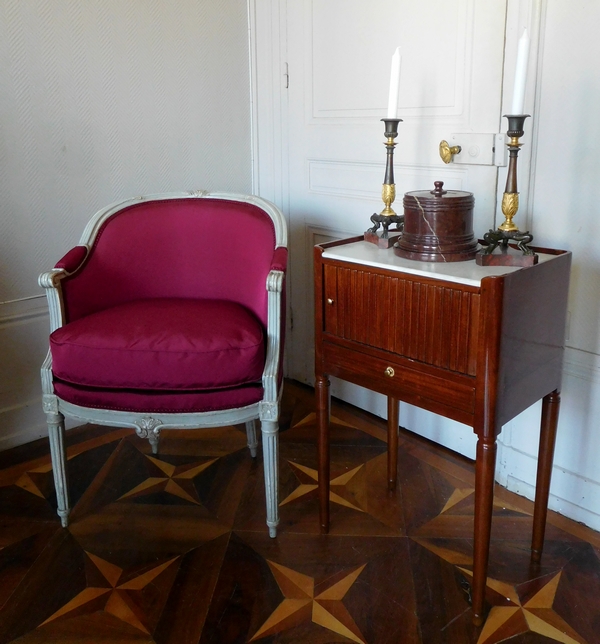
left=59, top=194, right=287, bottom=326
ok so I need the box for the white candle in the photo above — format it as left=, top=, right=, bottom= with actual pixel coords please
left=386, top=47, right=402, bottom=118
left=511, top=28, right=530, bottom=114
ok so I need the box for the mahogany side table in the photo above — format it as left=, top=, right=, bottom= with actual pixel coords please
left=313, top=236, right=571, bottom=624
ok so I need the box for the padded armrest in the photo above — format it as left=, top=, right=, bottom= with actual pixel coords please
left=262, top=260, right=287, bottom=406
left=271, top=247, right=288, bottom=273
left=39, top=246, right=87, bottom=334
left=55, top=246, right=88, bottom=273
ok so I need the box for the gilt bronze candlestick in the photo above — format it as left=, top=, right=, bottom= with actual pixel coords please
left=476, top=114, right=537, bottom=266
left=365, top=118, right=405, bottom=248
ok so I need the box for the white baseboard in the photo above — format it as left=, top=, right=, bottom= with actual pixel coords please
left=0, top=398, right=48, bottom=450
left=505, top=469, right=600, bottom=533
left=0, top=296, right=50, bottom=450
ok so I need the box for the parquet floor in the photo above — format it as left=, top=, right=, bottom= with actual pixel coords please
left=0, top=380, right=599, bottom=643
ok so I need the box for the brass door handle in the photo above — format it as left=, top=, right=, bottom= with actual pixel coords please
left=439, top=140, right=462, bottom=164
left=384, top=366, right=395, bottom=377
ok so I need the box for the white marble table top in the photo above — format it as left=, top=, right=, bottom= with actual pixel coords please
left=322, top=240, right=556, bottom=287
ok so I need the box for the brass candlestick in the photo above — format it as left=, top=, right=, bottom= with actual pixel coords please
left=477, top=114, right=537, bottom=266
left=365, top=118, right=404, bottom=248
left=380, top=118, right=400, bottom=216
left=500, top=114, right=530, bottom=232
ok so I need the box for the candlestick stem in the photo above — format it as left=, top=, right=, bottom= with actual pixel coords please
left=364, top=119, right=404, bottom=247
left=499, top=114, right=530, bottom=232
left=381, top=119, right=400, bottom=216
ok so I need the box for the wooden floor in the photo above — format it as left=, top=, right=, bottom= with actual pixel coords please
left=0, top=381, right=599, bottom=644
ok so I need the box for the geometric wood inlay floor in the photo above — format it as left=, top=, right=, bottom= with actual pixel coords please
left=0, top=380, right=598, bottom=643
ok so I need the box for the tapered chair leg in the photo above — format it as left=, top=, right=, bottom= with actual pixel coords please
left=148, top=434, right=160, bottom=455
left=46, top=409, right=70, bottom=527
left=260, top=419, right=279, bottom=537
left=245, top=420, right=259, bottom=458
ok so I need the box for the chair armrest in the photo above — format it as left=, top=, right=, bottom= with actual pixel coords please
left=55, top=245, right=88, bottom=273
left=38, top=268, right=65, bottom=332
left=39, top=269, right=67, bottom=333
left=38, top=246, right=89, bottom=332
left=270, top=246, right=288, bottom=273
left=261, top=268, right=286, bottom=409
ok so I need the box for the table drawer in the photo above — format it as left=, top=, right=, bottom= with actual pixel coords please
left=323, top=340, right=476, bottom=425
left=323, top=263, right=480, bottom=376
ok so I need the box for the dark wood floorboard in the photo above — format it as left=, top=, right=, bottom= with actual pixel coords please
left=0, top=380, right=598, bottom=643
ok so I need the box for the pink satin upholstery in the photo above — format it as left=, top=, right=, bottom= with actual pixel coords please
left=270, top=246, right=288, bottom=272
left=53, top=380, right=264, bottom=413
left=60, top=199, right=278, bottom=326
left=50, top=298, right=265, bottom=391
left=49, top=197, right=286, bottom=413
left=55, top=246, right=87, bottom=273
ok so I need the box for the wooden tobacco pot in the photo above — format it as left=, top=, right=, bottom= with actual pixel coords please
left=394, top=180, right=478, bottom=262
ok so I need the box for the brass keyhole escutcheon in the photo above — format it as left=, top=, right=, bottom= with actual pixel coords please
left=384, top=366, right=395, bottom=378
left=439, top=140, right=462, bottom=164
left=327, top=298, right=335, bottom=305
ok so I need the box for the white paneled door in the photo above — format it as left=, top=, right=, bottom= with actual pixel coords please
left=256, top=0, right=510, bottom=455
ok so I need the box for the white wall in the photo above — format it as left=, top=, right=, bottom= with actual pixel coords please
left=0, top=0, right=252, bottom=448
left=495, top=0, right=600, bottom=530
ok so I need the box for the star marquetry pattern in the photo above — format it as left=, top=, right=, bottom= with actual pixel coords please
left=279, top=461, right=365, bottom=513
left=250, top=561, right=367, bottom=643
left=118, top=454, right=218, bottom=504
left=40, top=552, right=180, bottom=634
left=14, top=463, right=53, bottom=499
left=7, top=429, right=132, bottom=500
left=456, top=568, right=589, bottom=644
left=292, top=412, right=359, bottom=431
left=440, top=488, right=532, bottom=515
left=415, top=538, right=588, bottom=643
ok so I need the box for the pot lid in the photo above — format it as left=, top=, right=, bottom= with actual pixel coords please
left=405, top=180, right=473, bottom=200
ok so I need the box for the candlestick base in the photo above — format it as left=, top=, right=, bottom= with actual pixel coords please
left=365, top=213, right=404, bottom=248
left=476, top=228, right=538, bottom=266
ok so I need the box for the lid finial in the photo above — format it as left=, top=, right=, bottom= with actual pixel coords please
left=431, top=181, right=447, bottom=196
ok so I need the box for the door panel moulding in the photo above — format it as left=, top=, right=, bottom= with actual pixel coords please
left=307, top=0, right=471, bottom=121
left=307, top=160, right=468, bottom=200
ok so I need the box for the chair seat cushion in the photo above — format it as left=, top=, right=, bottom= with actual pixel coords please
left=50, top=298, right=266, bottom=391
left=52, top=380, right=264, bottom=413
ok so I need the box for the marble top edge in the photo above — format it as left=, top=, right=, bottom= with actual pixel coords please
left=321, top=240, right=554, bottom=287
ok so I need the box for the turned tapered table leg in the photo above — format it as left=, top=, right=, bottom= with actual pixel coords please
left=472, top=438, right=498, bottom=625
left=316, top=375, right=331, bottom=533
left=387, top=397, right=399, bottom=491
left=531, top=390, right=561, bottom=562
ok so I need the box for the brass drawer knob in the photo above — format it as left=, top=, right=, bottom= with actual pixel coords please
left=384, top=366, right=395, bottom=377
left=327, top=298, right=335, bottom=305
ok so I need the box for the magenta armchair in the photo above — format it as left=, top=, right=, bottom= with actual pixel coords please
left=39, top=191, right=287, bottom=537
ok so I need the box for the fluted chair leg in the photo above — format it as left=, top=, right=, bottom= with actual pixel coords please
left=148, top=434, right=160, bottom=455
left=260, top=419, right=279, bottom=537
left=245, top=420, right=259, bottom=458
left=46, top=411, right=70, bottom=527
